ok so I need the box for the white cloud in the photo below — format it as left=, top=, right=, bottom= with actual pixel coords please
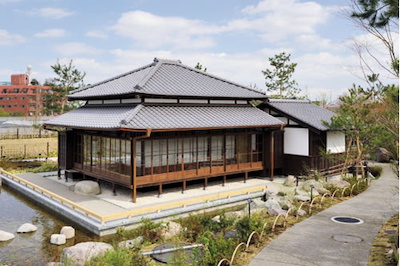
left=228, top=0, right=333, bottom=43
left=19, top=7, right=74, bottom=19
left=54, top=42, right=102, bottom=56
left=110, top=10, right=222, bottom=49
left=85, top=31, right=108, bottom=39
left=0, top=29, right=25, bottom=45
left=35, top=28, right=66, bottom=38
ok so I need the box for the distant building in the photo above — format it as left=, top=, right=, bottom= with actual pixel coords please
left=0, top=72, right=50, bottom=116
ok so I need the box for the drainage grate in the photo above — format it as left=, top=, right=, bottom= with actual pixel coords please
left=331, top=216, right=364, bottom=224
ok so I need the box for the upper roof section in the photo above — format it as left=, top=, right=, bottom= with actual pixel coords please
left=69, top=58, right=267, bottom=100
left=45, top=104, right=284, bottom=131
left=263, top=99, right=335, bottom=131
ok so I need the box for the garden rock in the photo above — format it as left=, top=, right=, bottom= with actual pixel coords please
left=118, top=236, right=144, bottom=249
left=74, top=181, right=101, bottom=195
left=17, top=223, right=37, bottom=233
left=224, top=230, right=239, bottom=240
left=263, top=190, right=276, bottom=201
left=50, top=234, right=66, bottom=245
left=277, top=196, right=293, bottom=210
left=60, top=226, right=75, bottom=239
left=283, top=175, right=296, bottom=187
left=161, top=221, right=182, bottom=239
left=328, top=179, right=350, bottom=189
left=376, top=147, right=391, bottom=162
left=265, top=198, right=286, bottom=215
left=0, top=230, right=15, bottom=241
left=297, top=209, right=307, bottom=217
left=301, top=180, right=327, bottom=195
left=61, top=242, right=113, bottom=266
left=252, top=198, right=268, bottom=209
left=225, top=210, right=244, bottom=218
left=293, top=188, right=311, bottom=201
left=212, top=215, right=221, bottom=223
left=293, top=194, right=310, bottom=202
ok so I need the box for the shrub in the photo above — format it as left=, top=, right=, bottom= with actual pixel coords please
left=86, top=248, right=148, bottom=266
left=134, top=218, right=164, bottom=243
left=31, top=162, right=58, bottom=173
left=235, top=215, right=263, bottom=241
left=369, top=166, right=383, bottom=178
left=197, top=231, right=237, bottom=265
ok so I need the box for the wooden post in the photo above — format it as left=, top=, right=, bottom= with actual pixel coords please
left=204, top=177, right=208, bottom=190
left=223, top=133, right=227, bottom=172
left=182, top=180, right=186, bottom=193
left=112, top=183, right=117, bottom=196
left=158, top=184, right=163, bottom=197
left=244, top=171, right=248, bottom=183
left=222, top=175, right=226, bottom=186
left=132, top=139, right=137, bottom=203
left=270, top=131, right=275, bottom=181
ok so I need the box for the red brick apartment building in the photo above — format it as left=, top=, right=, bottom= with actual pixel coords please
left=0, top=74, right=50, bottom=116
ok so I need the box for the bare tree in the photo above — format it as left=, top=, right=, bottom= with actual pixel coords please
left=346, top=0, right=398, bottom=82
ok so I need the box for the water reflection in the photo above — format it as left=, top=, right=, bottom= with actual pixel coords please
left=0, top=185, right=102, bottom=265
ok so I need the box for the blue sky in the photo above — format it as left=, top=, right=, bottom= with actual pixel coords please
left=0, top=0, right=398, bottom=101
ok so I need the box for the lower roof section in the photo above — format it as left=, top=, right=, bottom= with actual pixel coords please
left=44, top=104, right=284, bottom=131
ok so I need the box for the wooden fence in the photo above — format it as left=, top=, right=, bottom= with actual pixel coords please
left=0, top=138, right=58, bottom=159
left=0, top=128, right=57, bottom=140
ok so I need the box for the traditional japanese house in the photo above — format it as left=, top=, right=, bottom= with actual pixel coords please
left=44, top=58, right=285, bottom=202
left=261, top=99, right=346, bottom=176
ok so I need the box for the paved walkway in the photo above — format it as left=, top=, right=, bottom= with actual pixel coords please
left=249, top=163, right=399, bottom=266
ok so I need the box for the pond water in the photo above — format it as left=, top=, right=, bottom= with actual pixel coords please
left=0, top=184, right=109, bottom=265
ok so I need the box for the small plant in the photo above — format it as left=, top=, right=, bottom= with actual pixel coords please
left=86, top=247, right=148, bottom=266
left=369, top=166, right=383, bottom=178
left=135, top=218, right=164, bottom=243
left=197, top=231, right=237, bottom=265
left=277, top=191, right=286, bottom=197
left=235, top=215, right=263, bottom=241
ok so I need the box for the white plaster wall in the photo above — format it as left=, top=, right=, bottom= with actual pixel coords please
left=284, top=128, right=309, bottom=156
left=326, top=131, right=346, bottom=153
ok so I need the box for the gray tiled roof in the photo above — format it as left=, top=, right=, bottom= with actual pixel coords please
left=266, top=99, right=335, bottom=131
left=45, top=104, right=284, bottom=130
left=69, top=58, right=266, bottom=100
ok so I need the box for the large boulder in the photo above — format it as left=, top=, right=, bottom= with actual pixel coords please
left=161, top=221, right=182, bottom=239
left=61, top=242, right=113, bottom=266
left=50, top=234, right=66, bottom=245
left=328, top=179, right=350, bottom=189
left=74, top=181, right=101, bottom=195
left=376, top=147, right=392, bottom=162
left=277, top=196, right=293, bottom=210
left=0, top=230, right=15, bottom=241
left=265, top=198, right=286, bottom=215
left=293, top=188, right=311, bottom=201
left=118, top=236, right=144, bottom=249
left=17, top=223, right=37, bottom=233
left=60, top=226, right=75, bottom=239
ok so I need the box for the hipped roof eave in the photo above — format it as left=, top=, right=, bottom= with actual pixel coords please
left=44, top=124, right=284, bottom=133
